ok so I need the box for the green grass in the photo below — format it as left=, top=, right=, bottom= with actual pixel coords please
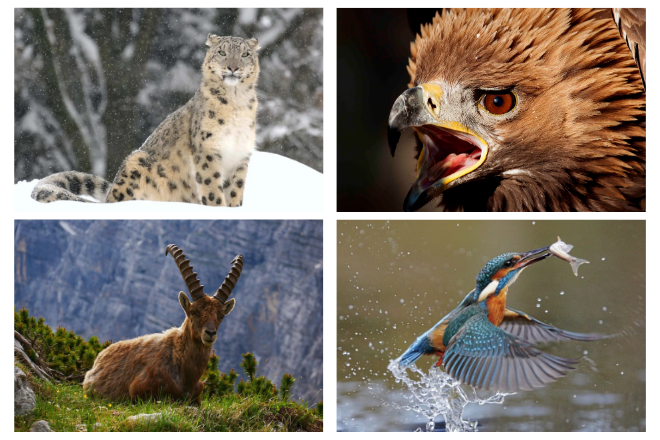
left=14, top=364, right=322, bottom=432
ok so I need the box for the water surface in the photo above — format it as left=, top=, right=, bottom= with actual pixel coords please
left=337, top=220, right=645, bottom=431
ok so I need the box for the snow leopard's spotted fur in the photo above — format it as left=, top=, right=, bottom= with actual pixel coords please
left=31, top=35, right=259, bottom=207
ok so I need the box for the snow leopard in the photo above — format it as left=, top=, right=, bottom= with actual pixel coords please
left=31, top=35, right=259, bottom=207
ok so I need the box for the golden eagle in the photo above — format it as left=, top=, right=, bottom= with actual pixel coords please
left=388, top=9, right=645, bottom=211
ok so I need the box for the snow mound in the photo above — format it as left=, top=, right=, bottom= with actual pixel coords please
left=15, top=151, right=322, bottom=213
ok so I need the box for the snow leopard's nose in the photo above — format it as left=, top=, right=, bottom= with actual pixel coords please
left=228, top=66, right=239, bottom=73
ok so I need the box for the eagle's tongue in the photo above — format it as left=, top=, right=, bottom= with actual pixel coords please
left=430, top=150, right=481, bottom=180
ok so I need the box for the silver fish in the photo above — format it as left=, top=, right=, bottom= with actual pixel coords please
left=549, top=236, right=589, bottom=276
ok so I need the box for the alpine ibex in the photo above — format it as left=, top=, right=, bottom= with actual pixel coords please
left=82, top=244, right=243, bottom=404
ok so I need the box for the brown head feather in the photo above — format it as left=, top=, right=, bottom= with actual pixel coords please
left=406, top=8, right=644, bottom=211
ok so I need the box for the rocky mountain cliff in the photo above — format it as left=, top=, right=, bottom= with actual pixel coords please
left=14, top=220, right=323, bottom=403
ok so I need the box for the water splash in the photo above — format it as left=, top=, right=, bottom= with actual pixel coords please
left=387, top=360, right=513, bottom=432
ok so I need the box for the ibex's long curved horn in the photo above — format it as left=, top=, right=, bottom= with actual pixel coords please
left=165, top=244, right=205, bottom=302
left=214, top=254, right=244, bottom=303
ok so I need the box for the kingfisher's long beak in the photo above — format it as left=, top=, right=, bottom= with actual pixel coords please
left=515, top=246, right=552, bottom=269
left=388, top=84, right=489, bottom=212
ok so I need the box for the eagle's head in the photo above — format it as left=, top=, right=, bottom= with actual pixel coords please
left=388, top=8, right=645, bottom=212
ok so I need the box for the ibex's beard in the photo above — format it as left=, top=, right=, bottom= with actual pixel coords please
left=201, top=334, right=217, bottom=346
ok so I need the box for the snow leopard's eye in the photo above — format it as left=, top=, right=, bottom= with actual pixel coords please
left=219, top=51, right=226, bottom=56
left=242, top=52, right=249, bottom=58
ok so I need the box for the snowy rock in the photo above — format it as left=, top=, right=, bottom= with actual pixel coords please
left=14, top=366, right=36, bottom=416
left=14, top=152, right=322, bottom=213
left=30, top=420, right=51, bottom=432
left=128, top=413, right=162, bottom=423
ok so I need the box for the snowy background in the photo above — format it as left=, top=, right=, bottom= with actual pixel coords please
left=14, top=8, right=323, bottom=183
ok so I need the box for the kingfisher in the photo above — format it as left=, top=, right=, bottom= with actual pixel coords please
left=394, top=246, right=602, bottom=392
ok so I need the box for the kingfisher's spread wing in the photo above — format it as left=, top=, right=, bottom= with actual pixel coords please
left=500, top=308, right=603, bottom=344
left=443, top=312, right=579, bottom=392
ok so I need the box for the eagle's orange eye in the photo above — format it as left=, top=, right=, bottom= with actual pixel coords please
left=480, top=92, right=516, bottom=115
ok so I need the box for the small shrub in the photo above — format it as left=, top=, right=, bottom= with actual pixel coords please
left=204, top=352, right=297, bottom=402
left=14, top=307, right=111, bottom=381
left=279, top=374, right=295, bottom=401
left=240, top=352, right=257, bottom=381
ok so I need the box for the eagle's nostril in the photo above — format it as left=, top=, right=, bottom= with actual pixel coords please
left=427, top=98, right=439, bottom=116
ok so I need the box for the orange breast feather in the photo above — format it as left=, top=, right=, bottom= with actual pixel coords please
left=486, top=288, right=507, bottom=326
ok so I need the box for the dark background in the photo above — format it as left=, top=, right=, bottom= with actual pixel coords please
left=337, top=9, right=438, bottom=212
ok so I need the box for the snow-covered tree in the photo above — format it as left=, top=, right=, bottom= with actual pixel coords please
left=14, top=8, right=323, bottom=183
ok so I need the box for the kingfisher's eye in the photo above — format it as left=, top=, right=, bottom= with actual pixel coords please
left=479, top=91, right=516, bottom=115
left=242, top=52, right=249, bottom=58
left=219, top=50, right=226, bottom=56
left=503, top=259, right=514, bottom=268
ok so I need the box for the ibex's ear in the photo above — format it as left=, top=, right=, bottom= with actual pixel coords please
left=246, top=38, right=260, bottom=51
left=179, top=291, right=191, bottom=316
left=206, top=33, right=221, bottom=47
left=223, top=298, right=236, bottom=315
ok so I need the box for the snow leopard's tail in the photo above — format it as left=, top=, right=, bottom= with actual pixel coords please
left=31, top=172, right=111, bottom=203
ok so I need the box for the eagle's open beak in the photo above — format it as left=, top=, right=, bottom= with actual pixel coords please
left=388, top=84, right=489, bottom=212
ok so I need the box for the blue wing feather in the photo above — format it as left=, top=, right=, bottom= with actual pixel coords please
left=396, top=331, right=434, bottom=367
left=501, top=308, right=603, bottom=343
left=444, top=309, right=580, bottom=392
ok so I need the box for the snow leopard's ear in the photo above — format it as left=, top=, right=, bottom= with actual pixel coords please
left=206, top=33, right=222, bottom=47
left=246, top=38, right=260, bottom=51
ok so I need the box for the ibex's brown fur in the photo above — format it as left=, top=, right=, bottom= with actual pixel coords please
left=83, top=245, right=243, bottom=404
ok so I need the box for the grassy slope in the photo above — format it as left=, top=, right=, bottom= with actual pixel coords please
left=14, top=364, right=322, bottom=432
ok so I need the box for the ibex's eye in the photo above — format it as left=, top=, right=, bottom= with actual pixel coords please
left=219, top=50, right=226, bottom=56
left=242, top=52, right=249, bottom=58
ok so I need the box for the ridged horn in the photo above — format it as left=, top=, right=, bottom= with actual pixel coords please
left=165, top=244, right=205, bottom=302
left=214, top=254, right=244, bottom=303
